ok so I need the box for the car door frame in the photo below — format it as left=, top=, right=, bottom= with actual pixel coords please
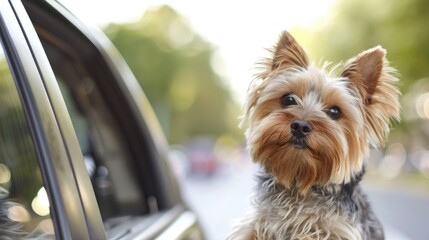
left=4, top=0, right=205, bottom=239
left=24, top=0, right=205, bottom=238
left=0, top=0, right=106, bottom=239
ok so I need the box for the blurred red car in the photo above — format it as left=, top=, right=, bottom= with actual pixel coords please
left=186, top=138, right=219, bottom=176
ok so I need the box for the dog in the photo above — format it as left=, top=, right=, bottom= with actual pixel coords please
left=227, top=31, right=400, bottom=240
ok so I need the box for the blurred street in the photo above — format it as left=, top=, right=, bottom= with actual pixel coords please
left=180, top=160, right=429, bottom=240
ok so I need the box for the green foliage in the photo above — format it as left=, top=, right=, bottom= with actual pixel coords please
left=104, top=6, right=241, bottom=144
left=0, top=58, right=42, bottom=206
left=302, top=0, right=429, bottom=93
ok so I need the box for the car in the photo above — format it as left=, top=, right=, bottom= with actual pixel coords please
left=0, top=0, right=204, bottom=239
left=185, top=138, right=219, bottom=177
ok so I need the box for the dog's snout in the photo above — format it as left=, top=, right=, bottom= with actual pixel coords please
left=290, top=120, right=312, bottom=137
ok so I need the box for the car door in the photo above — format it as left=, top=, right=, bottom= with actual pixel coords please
left=4, top=0, right=204, bottom=239
left=0, top=0, right=105, bottom=239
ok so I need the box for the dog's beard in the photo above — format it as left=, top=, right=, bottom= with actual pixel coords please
left=247, top=111, right=350, bottom=193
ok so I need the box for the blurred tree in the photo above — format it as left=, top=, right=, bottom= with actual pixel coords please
left=0, top=59, right=41, bottom=207
left=299, top=0, right=429, bottom=93
left=295, top=0, right=429, bottom=148
left=104, top=6, right=242, bottom=144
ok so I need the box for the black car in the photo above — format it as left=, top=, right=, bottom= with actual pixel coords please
left=0, top=0, right=204, bottom=239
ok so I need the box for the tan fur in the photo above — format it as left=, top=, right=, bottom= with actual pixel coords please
left=228, top=31, right=399, bottom=239
left=342, top=47, right=400, bottom=147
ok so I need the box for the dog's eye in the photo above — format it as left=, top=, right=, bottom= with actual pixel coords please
left=281, top=94, right=297, bottom=107
left=326, top=106, right=341, bottom=120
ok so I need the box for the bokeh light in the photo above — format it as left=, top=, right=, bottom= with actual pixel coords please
left=0, top=163, right=11, bottom=184
left=31, top=187, right=50, bottom=216
left=7, top=205, right=30, bottom=223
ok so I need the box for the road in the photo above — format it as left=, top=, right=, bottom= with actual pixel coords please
left=180, top=161, right=429, bottom=240
left=367, top=186, right=429, bottom=240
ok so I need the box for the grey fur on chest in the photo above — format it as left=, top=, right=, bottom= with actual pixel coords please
left=249, top=171, right=384, bottom=240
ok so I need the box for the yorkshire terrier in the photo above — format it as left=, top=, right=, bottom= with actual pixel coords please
left=227, top=31, right=400, bottom=240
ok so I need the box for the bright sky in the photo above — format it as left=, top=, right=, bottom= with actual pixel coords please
left=60, top=0, right=336, bottom=103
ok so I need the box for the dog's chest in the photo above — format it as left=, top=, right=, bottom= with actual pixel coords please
left=254, top=186, right=365, bottom=239
left=257, top=193, right=362, bottom=239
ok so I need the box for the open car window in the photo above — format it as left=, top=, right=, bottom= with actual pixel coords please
left=16, top=0, right=205, bottom=239
left=37, top=28, right=150, bottom=222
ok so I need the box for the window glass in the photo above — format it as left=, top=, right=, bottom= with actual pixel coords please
left=0, top=42, right=54, bottom=237
left=39, top=40, right=146, bottom=222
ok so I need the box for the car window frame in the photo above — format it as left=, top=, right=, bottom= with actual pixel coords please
left=23, top=0, right=205, bottom=238
left=8, top=0, right=205, bottom=239
left=0, top=0, right=105, bottom=239
left=25, top=0, right=183, bottom=210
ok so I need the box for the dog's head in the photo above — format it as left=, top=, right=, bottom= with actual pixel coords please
left=243, top=31, right=400, bottom=193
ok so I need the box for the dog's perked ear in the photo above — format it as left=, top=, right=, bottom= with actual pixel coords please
left=342, top=47, right=387, bottom=103
left=342, top=46, right=400, bottom=147
left=271, top=31, right=309, bottom=70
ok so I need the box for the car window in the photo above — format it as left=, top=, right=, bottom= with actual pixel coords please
left=0, top=40, right=55, bottom=238
left=38, top=38, right=147, bottom=222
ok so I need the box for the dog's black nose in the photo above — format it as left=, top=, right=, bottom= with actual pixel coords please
left=290, top=120, right=312, bottom=138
